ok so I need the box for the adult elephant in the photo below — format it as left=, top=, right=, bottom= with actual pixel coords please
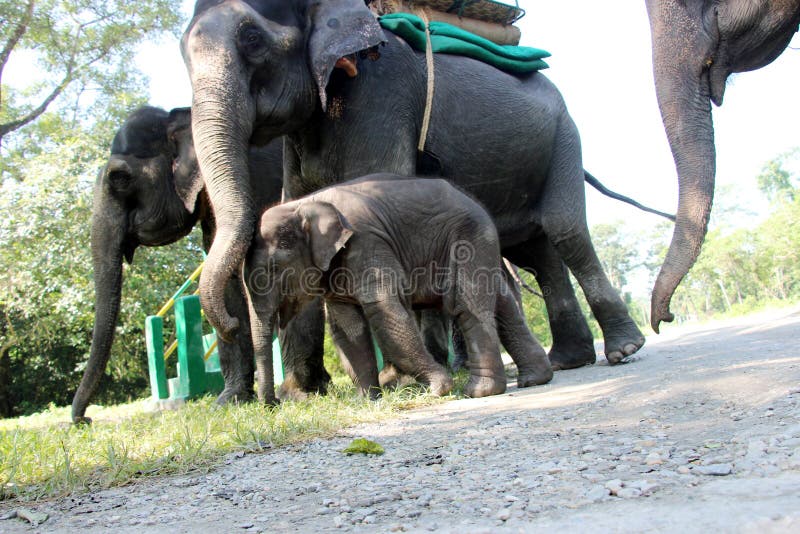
left=72, top=106, right=328, bottom=424
left=181, top=0, right=645, bottom=368
left=645, top=0, right=800, bottom=332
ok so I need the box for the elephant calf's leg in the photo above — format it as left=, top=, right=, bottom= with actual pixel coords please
left=326, top=302, right=380, bottom=399
left=362, top=300, right=453, bottom=396
left=495, top=278, right=553, bottom=387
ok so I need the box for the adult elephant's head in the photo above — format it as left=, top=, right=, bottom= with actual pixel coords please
left=181, top=0, right=384, bottom=340
left=72, top=106, right=206, bottom=423
left=645, top=0, right=800, bottom=333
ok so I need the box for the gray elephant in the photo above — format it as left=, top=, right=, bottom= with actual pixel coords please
left=71, top=106, right=328, bottom=423
left=181, top=0, right=645, bottom=371
left=645, top=0, right=800, bottom=332
left=244, top=176, right=554, bottom=403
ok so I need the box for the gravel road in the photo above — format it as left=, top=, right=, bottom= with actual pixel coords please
left=2, top=306, right=800, bottom=533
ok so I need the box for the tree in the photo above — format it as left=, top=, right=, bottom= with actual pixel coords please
left=0, top=0, right=181, bottom=147
left=0, top=1, right=187, bottom=417
left=757, top=149, right=799, bottom=204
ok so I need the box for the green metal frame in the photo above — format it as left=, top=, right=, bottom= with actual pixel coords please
left=146, top=291, right=285, bottom=402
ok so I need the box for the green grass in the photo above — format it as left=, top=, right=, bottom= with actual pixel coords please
left=0, top=375, right=467, bottom=502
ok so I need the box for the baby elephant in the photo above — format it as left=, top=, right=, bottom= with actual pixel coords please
left=243, top=175, right=553, bottom=403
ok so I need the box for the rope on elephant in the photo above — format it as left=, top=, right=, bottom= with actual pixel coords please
left=417, top=8, right=435, bottom=152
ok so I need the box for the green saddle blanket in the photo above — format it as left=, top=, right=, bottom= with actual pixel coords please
left=379, top=13, right=550, bottom=74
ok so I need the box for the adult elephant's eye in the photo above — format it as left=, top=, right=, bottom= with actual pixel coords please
left=239, top=26, right=267, bottom=58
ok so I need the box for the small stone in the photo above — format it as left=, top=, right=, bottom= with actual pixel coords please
left=363, top=515, right=377, bottom=524
left=585, top=485, right=610, bottom=502
left=646, top=452, right=664, bottom=465
left=677, top=466, right=692, bottom=475
left=694, top=463, right=733, bottom=476
left=235, top=523, right=254, bottom=529
left=617, top=487, right=642, bottom=499
left=496, top=509, right=511, bottom=521
left=333, top=516, right=344, bottom=528
left=0, top=510, right=17, bottom=521
left=16, top=509, right=48, bottom=527
left=504, top=495, right=519, bottom=503
left=629, top=480, right=660, bottom=495
left=605, top=479, right=624, bottom=495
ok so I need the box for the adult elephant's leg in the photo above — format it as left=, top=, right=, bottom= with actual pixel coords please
left=216, top=275, right=255, bottom=403
left=540, top=117, right=644, bottom=365
left=495, top=274, right=553, bottom=387
left=453, top=306, right=507, bottom=398
left=451, top=323, right=468, bottom=371
left=326, top=301, right=380, bottom=399
left=418, top=309, right=450, bottom=367
left=277, top=297, right=330, bottom=401
left=361, top=299, right=453, bottom=396
left=505, top=235, right=596, bottom=370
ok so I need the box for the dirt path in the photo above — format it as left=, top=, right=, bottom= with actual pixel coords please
left=2, top=307, right=800, bottom=533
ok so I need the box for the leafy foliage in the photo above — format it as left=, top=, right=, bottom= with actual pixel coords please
left=0, top=0, right=182, bottom=144
left=0, top=0, right=186, bottom=417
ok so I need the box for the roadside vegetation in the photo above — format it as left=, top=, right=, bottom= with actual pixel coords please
left=0, top=376, right=463, bottom=502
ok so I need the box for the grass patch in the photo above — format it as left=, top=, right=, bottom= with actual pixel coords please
left=0, top=379, right=454, bottom=502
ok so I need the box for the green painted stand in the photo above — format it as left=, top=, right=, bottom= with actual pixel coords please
left=146, top=295, right=285, bottom=402
left=145, top=295, right=223, bottom=401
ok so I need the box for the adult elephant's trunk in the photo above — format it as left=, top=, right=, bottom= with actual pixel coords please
left=184, top=13, right=256, bottom=341
left=71, top=194, right=127, bottom=423
left=646, top=0, right=717, bottom=333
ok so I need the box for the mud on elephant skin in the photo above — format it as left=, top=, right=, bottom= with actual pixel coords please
left=181, top=0, right=644, bottom=371
left=72, top=106, right=327, bottom=424
left=243, top=176, right=553, bottom=403
left=645, top=0, right=800, bottom=332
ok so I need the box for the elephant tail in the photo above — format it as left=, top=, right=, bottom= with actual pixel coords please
left=584, top=171, right=676, bottom=222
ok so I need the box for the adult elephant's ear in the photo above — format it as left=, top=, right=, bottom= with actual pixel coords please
left=307, top=0, right=385, bottom=110
left=167, top=107, right=205, bottom=214
left=298, top=201, right=354, bottom=271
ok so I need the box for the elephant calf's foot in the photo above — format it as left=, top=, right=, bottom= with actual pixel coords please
left=465, top=373, right=507, bottom=398
left=602, top=317, right=646, bottom=365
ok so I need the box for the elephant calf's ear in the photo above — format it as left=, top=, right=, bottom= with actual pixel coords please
left=307, top=0, right=385, bottom=110
left=298, top=202, right=353, bottom=271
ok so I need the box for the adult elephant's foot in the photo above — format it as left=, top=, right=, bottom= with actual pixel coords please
left=465, top=373, right=507, bottom=398
left=425, top=370, right=454, bottom=397
left=277, top=372, right=328, bottom=402
left=603, top=316, right=646, bottom=365
left=215, top=386, right=253, bottom=405
left=517, top=352, right=554, bottom=388
left=548, top=337, right=596, bottom=371
left=378, top=362, right=402, bottom=388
